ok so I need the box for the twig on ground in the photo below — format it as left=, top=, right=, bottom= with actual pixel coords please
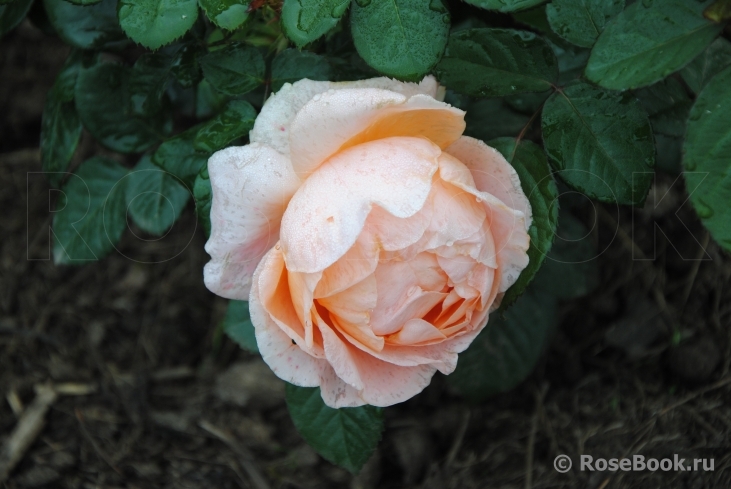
left=0, top=384, right=57, bottom=482
left=659, top=375, right=731, bottom=416
left=199, top=419, right=271, bottom=489
left=75, top=408, right=122, bottom=475
left=446, top=408, right=470, bottom=468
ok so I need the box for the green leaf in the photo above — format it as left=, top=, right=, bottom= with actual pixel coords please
left=585, top=0, right=723, bottom=90
left=285, top=384, right=383, bottom=473
left=635, top=78, right=692, bottom=174
left=194, top=99, right=256, bottom=152
left=128, top=50, right=176, bottom=118
left=462, top=0, right=544, bottom=13
left=75, top=63, right=162, bottom=153
left=350, top=0, right=449, bottom=81
left=127, top=155, right=190, bottom=236
left=448, top=286, right=557, bottom=402
left=193, top=165, right=212, bottom=237
left=683, top=65, right=731, bottom=252
left=271, top=49, right=332, bottom=93
left=53, top=157, right=128, bottom=264
left=200, top=0, right=250, bottom=30
left=434, top=28, right=557, bottom=98
left=541, top=81, right=655, bottom=205
left=223, top=300, right=258, bottom=353
left=43, top=0, right=128, bottom=50
left=199, top=42, right=266, bottom=95
left=281, top=0, right=350, bottom=47
left=0, top=0, right=32, bottom=37
left=534, top=211, right=599, bottom=299
left=118, top=0, right=199, bottom=50
left=680, top=38, right=731, bottom=94
left=546, top=0, right=624, bottom=48
left=171, top=42, right=203, bottom=88
left=463, top=98, right=531, bottom=142
left=41, top=51, right=90, bottom=188
left=154, top=128, right=210, bottom=185
left=490, top=138, right=559, bottom=308
left=65, top=0, right=102, bottom=5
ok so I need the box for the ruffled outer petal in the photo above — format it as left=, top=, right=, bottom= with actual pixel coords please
left=250, top=76, right=442, bottom=158
left=204, top=145, right=301, bottom=300
left=445, top=136, right=532, bottom=229
left=250, top=246, right=326, bottom=386
left=289, top=90, right=465, bottom=177
left=280, top=137, right=441, bottom=273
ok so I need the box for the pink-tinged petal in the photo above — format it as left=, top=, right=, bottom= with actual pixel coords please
left=250, top=76, right=442, bottom=159
left=387, top=318, right=447, bottom=346
left=280, top=137, right=441, bottom=273
left=287, top=270, right=321, bottom=349
left=318, top=364, right=366, bottom=408
left=332, top=75, right=441, bottom=99
left=313, top=230, right=379, bottom=299
left=250, top=79, right=332, bottom=157
left=349, top=348, right=437, bottom=407
left=361, top=203, right=431, bottom=253
left=370, top=289, right=447, bottom=336
left=318, top=318, right=365, bottom=391
left=250, top=248, right=326, bottom=386
left=317, top=274, right=384, bottom=352
left=253, top=246, right=324, bottom=357
left=446, top=136, right=532, bottom=229
left=204, top=145, right=301, bottom=300
left=437, top=153, right=530, bottom=294
left=289, top=89, right=465, bottom=177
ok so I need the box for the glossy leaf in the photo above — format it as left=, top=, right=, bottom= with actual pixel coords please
left=153, top=128, right=210, bottom=185
left=585, top=0, right=723, bottom=90
left=490, top=138, right=559, bottom=308
left=680, top=38, right=731, bottom=94
left=0, top=0, right=33, bottom=37
left=546, top=0, right=624, bottom=48
left=281, top=0, right=350, bottom=47
left=43, top=0, right=127, bottom=50
left=533, top=211, right=599, bottom=299
left=53, top=157, right=128, bottom=264
left=541, top=81, right=655, bottom=205
left=193, top=165, right=212, bottom=237
left=118, top=0, right=199, bottom=49
left=199, top=0, right=250, bottom=31
left=41, top=51, right=89, bottom=188
left=223, top=300, right=258, bottom=353
left=128, top=50, right=176, bottom=118
left=350, top=0, right=449, bottom=81
left=199, top=42, right=266, bottom=95
left=193, top=99, right=256, bottom=152
left=435, top=28, right=557, bottom=98
left=65, top=0, right=102, bottom=4
left=635, top=78, right=692, bottom=174
left=463, top=98, right=530, bottom=142
left=75, top=63, right=161, bottom=153
left=286, top=384, right=383, bottom=473
left=462, top=0, right=545, bottom=13
left=270, top=49, right=332, bottom=92
left=127, top=155, right=190, bottom=236
left=683, top=65, right=731, bottom=252
left=448, top=286, right=558, bottom=402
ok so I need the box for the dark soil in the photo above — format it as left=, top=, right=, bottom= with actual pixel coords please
left=2, top=21, right=731, bottom=489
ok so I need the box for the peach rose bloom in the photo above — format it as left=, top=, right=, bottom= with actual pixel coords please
left=204, top=76, right=532, bottom=408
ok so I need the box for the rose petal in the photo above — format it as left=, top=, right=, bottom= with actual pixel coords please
left=387, top=318, right=447, bottom=346
left=280, top=137, right=441, bottom=273
left=250, top=247, right=326, bottom=386
left=204, top=144, right=301, bottom=299
left=289, top=90, right=464, bottom=177
left=250, top=76, right=442, bottom=158
left=446, top=136, right=532, bottom=228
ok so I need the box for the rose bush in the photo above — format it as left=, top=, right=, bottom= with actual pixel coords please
left=203, top=76, right=532, bottom=408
